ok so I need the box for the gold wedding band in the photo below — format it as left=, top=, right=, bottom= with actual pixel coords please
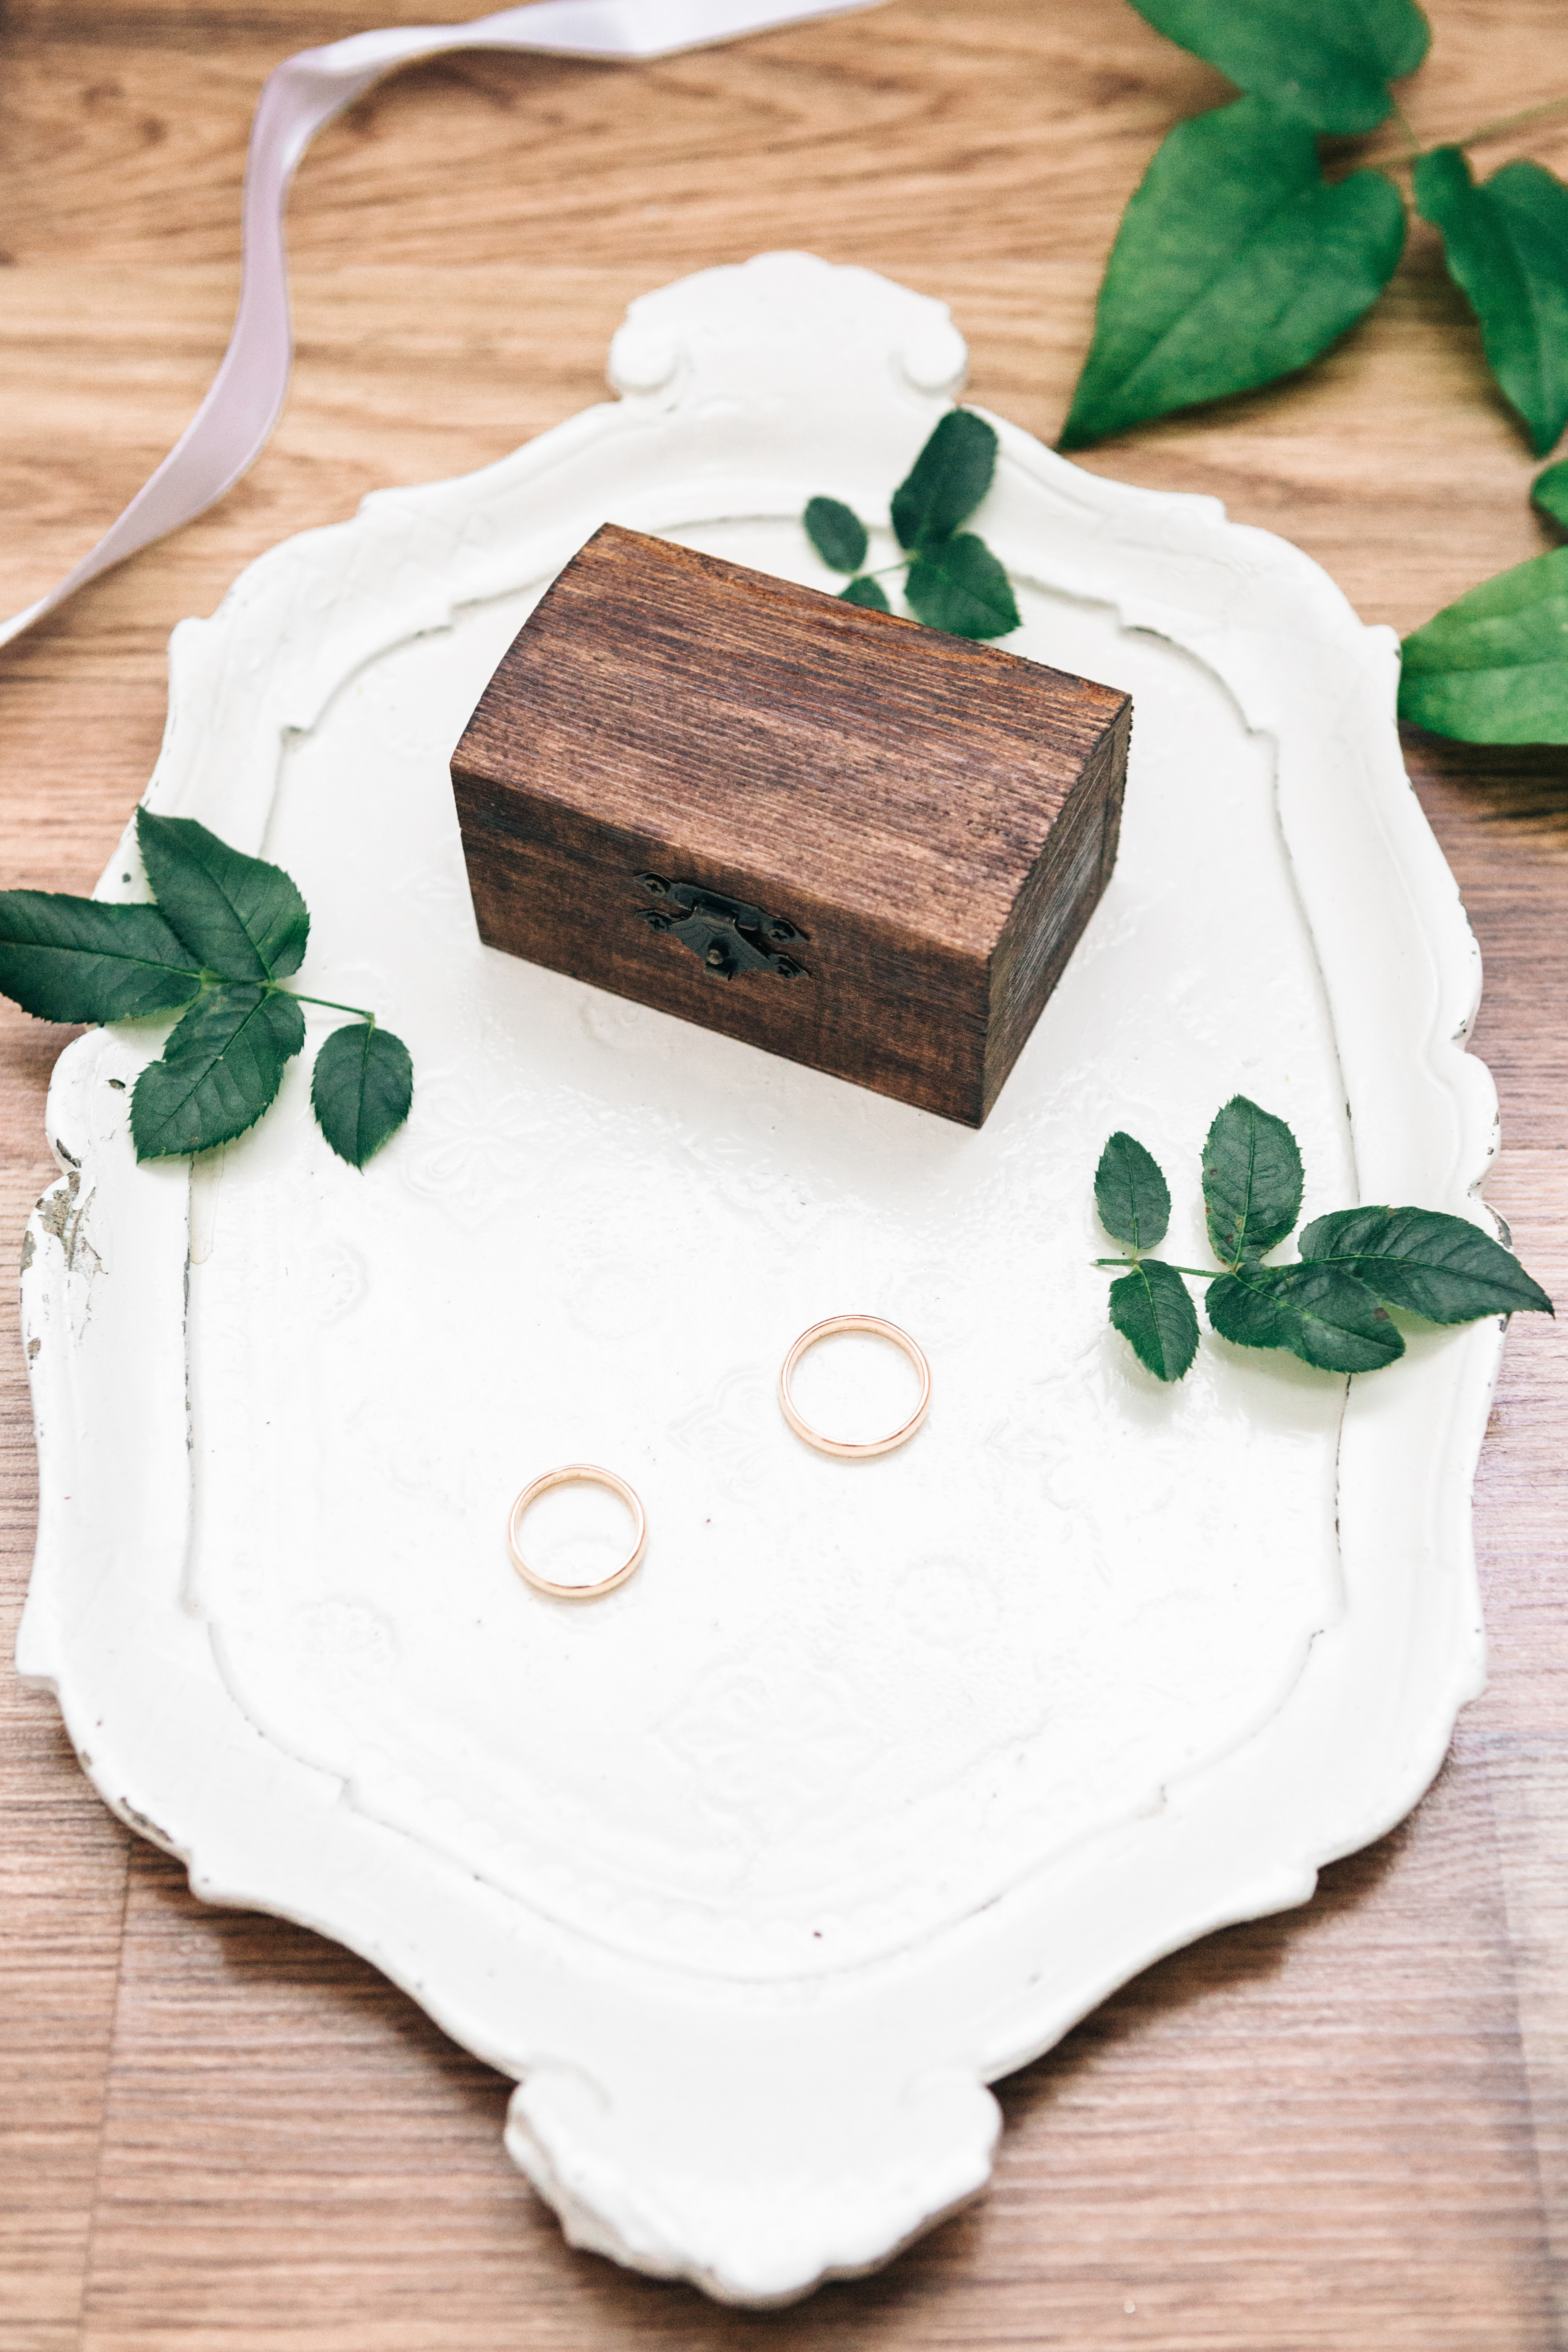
left=507, top=1464, right=647, bottom=1600
left=778, top=1315, right=932, bottom=1459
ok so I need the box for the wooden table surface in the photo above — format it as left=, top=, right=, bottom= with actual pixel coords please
left=2, top=4, right=1566, bottom=2346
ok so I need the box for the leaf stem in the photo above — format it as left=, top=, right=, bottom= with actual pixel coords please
left=287, top=991, right=375, bottom=1025
left=1447, top=91, right=1568, bottom=151
left=1092, top=1257, right=1218, bottom=1279
left=1358, top=90, right=1568, bottom=175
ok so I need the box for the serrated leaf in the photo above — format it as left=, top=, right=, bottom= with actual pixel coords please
left=1414, top=148, right=1568, bottom=458
left=804, top=496, right=869, bottom=574
left=1298, top=1204, right=1553, bottom=1322
left=1060, top=100, right=1406, bottom=449
left=0, top=892, right=202, bottom=1024
left=1398, top=545, right=1568, bottom=744
left=136, top=809, right=310, bottom=980
left=904, top=534, right=1021, bottom=639
left=1094, top=1131, right=1171, bottom=1252
left=1202, top=1095, right=1304, bottom=1265
left=1533, top=458, right=1568, bottom=532
left=1109, top=1259, right=1200, bottom=1381
left=1206, top=1262, right=1404, bottom=1372
left=1130, top=0, right=1429, bottom=135
left=839, top=575, right=892, bottom=612
left=890, top=411, right=999, bottom=552
left=130, top=984, right=305, bottom=1161
left=310, top=1022, right=413, bottom=1168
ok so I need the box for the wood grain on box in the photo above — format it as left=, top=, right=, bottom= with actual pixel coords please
left=451, top=525, right=1131, bottom=1125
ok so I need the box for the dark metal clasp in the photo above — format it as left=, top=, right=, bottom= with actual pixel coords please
left=632, top=875, right=809, bottom=982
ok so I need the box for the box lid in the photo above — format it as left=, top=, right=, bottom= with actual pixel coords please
left=453, top=525, right=1129, bottom=961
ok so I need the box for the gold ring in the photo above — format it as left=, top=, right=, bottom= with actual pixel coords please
left=778, top=1315, right=932, bottom=1459
left=507, top=1464, right=647, bottom=1600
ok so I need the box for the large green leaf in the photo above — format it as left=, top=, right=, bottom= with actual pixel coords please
left=1398, top=545, right=1568, bottom=743
left=1109, top=1259, right=1200, bottom=1381
left=1414, top=148, right=1568, bottom=458
left=1060, top=100, right=1406, bottom=449
left=0, top=892, right=201, bottom=1024
left=903, top=535, right=1020, bottom=639
left=1206, top=1262, right=1405, bottom=1372
left=1299, top=1204, right=1553, bottom=1321
left=1094, top=1130, right=1171, bottom=1252
left=1202, top=1095, right=1304, bottom=1266
left=136, top=809, right=310, bottom=980
left=804, top=497, right=868, bottom=574
left=310, top=1022, right=414, bottom=1168
left=890, top=411, right=998, bottom=551
left=1130, top=0, right=1429, bottom=134
left=130, top=983, right=305, bottom=1160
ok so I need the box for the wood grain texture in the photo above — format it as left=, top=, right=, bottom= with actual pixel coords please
left=453, top=524, right=1129, bottom=1123
left=1, top=1, right=1566, bottom=2344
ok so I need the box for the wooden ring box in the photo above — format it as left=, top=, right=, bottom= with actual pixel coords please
left=451, top=524, right=1131, bottom=1126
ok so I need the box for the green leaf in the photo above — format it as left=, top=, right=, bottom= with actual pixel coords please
left=1206, top=1262, right=1405, bottom=1372
left=0, top=892, right=202, bottom=1024
left=1060, top=100, right=1406, bottom=448
left=1109, top=1259, right=1201, bottom=1381
left=890, top=411, right=999, bottom=552
left=904, top=534, right=1021, bottom=639
left=1202, top=1095, right=1304, bottom=1265
left=130, top=984, right=305, bottom=1161
left=839, top=575, right=892, bottom=612
left=1298, top=1204, right=1553, bottom=1322
left=1414, top=148, right=1568, bottom=458
left=1399, top=544, right=1568, bottom=743
left=1094, top=1131, right=1171, bottom=1252
left=804, top=496, right=869, bottom=574
left=136, top=809, right=310, bottom=980
left=1130, top=0, right=1429, bottom=135
left=1533, top=458, right=1568, bottom=532
left=310, top=1022, right=414, bottom=1168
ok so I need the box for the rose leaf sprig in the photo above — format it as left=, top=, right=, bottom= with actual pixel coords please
left=803, top=410, right=1022, bottom=643
left=1094, top=1094, right=1552, bottom=1382
left=0, top=809, right=412, bottom=1167
left=1061, top=0, right=1568, bottom=744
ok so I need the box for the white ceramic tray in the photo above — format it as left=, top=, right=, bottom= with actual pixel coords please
left=19, top=253, right=1502, bottom=2307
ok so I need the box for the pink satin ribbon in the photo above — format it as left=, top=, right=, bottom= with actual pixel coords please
left=0, top=0, right=883, bottom=651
